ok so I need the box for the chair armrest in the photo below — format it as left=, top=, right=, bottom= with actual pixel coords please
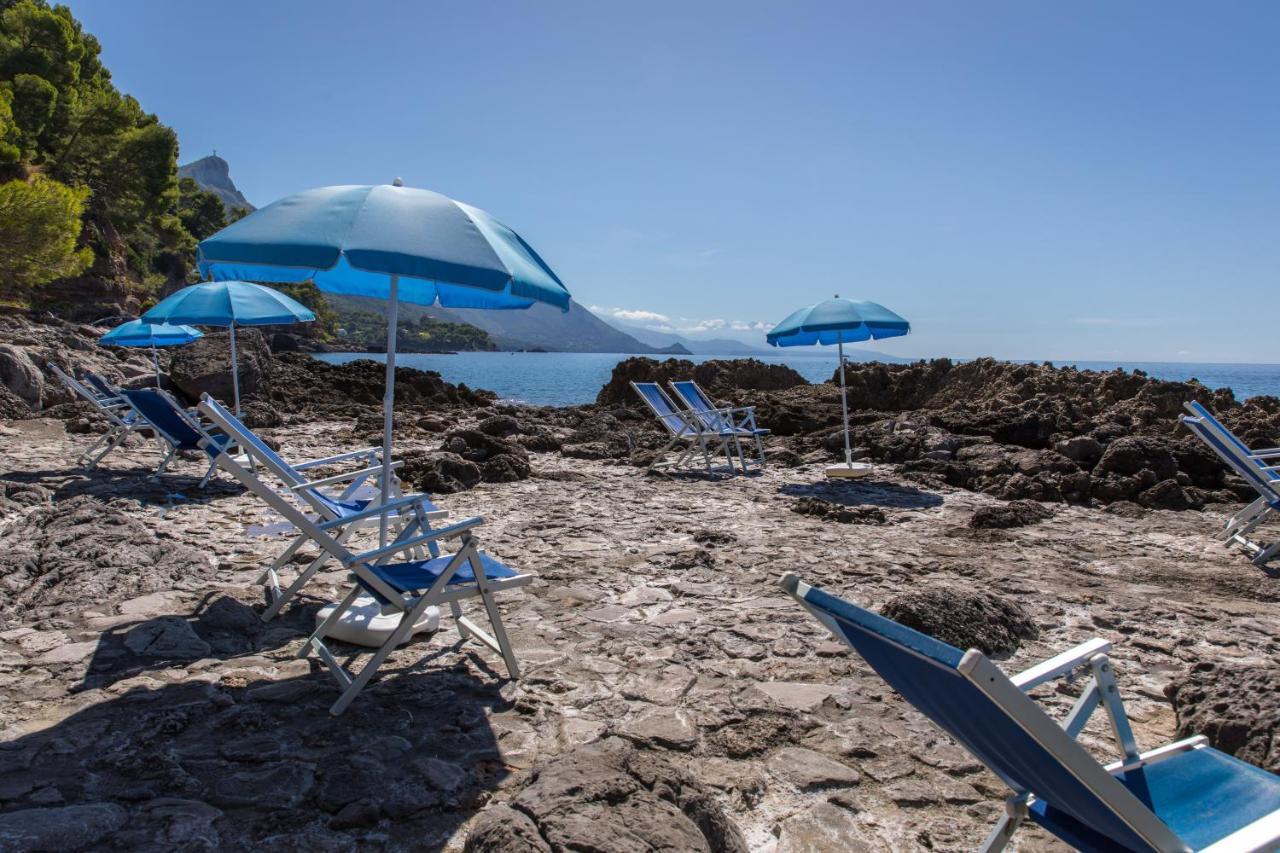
left=345, top=517, right=484, bottom=564
left=1010, top=637, right=1113, bottom=692
left=315, top=492, right=442, bottom=529
left=290, top=460, right=403, bottom=491
left=1249, top=447, right=1280, bottom=458
left=292, top=447, right=383, bottom=470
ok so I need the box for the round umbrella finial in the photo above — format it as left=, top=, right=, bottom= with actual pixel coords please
left=392, top=177, right=404, bottom=187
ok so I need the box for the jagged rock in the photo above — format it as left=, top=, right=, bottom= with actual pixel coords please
left=441, top=430, right=531, bottom=483
left=1095, top=436, right=1179, bottom=481
left=0, top=381, right=32, bottom=419
left=792, top=498, right=887, bottom=525
left=466, top=738, right=748, bottom=853
left=0, top=803, right=128, bottom=851
left=169, top=329, right=272, bottom=405
left=0, top=479, right=52, bottom=514
left=478, top=414, right=521, bottom=437
left=0, top=344, right=44, bottom=409
left=1137, top=479, right=1194, bottom=511
left=596, top=357, right=806, bottom=406
left=124, top=617, right=212, bottom=660
left=969, top=500, right=1053, bottom=529
left=1166, top=660, right=1280, bottom=772
left=0, top=496, right=211, bottom=628
left=1054, top=435, right=1104, bottom=466
left=399, top=450, right=483, bottom=494
left=881, top=587, right=1039, bottom=655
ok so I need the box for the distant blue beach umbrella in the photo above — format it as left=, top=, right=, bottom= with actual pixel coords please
left=768, top=296, right=910, bottom=475
left=143, top=281, right=316, bottom=414
left=195, top=181, right=571, bottom=540
left=99, top=320, right=204, bottom=386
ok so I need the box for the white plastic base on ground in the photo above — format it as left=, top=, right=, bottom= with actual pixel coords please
left=824, top=463, right=873, bottom=479
left=315, top=596, right=440, bottom=648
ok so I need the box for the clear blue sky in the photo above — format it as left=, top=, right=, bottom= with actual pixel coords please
left=69, top=1, right=1279, bottom=362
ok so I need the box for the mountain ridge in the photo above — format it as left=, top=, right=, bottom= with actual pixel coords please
left=178, top=155, right=254, bottom=213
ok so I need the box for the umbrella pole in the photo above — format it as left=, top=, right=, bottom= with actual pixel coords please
left=838, top=332, right=852, bottom=467
left=230, top=322, right=242, bottom=416
left=152, top=344, right=161, bottom=388
left=380, top=275, right=400, bottom=548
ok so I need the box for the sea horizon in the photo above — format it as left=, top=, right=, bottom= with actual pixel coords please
left=314, top=350, right=1280, bottom=407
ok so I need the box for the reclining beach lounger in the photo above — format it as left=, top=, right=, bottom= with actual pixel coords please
left=1181, top=401, right=1280, bottom=565
left=119, top=389, right=239, bottom=486
left=631, top=381, right=732, bottom=473
left=781, top=572, right=1280, bottom=852
left=199, top=393, right=448, bottom=621
left=48, top=363, right=150, bottom=469
left=198, top=397, right=532, bottom=715
left=669, top=379, right=768, bottom=471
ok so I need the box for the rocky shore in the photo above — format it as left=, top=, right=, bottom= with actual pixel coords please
left=0, top=311, right=1277, bottom=850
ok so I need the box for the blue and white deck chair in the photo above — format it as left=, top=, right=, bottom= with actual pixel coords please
left=781, top=573, right=1280, bottom=852
left=119, top=389, right=237, bottom=486
left=631, top=381, right=733, bottom=474
left=1181, top=402, right=1280, bottom=565
left=198, top=393, right=448, bottom=621
left=668, top=379, right=768, bottom=471
left=196, top=402, right=533, bottom=716
left=48, top=363, right=150, bottom=469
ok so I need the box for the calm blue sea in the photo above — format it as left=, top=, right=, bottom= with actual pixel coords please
left=313, top=352, right=1280, bottom=408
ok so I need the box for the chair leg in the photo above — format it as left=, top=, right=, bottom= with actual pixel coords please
left=198, top=458, right=219, bottom=488
left=464, top=549, right=521, bottom=680
left=980, top=799, right=1027, bottom=853
left=1252, top=538, right=1280, bottom=566
left=754, top=433, right=766, bottom=468
left=299, top=585, right=362, bottom=659
left=85, top=428, right=126, bottom=470
left=329, top=594, right=436, bottom=716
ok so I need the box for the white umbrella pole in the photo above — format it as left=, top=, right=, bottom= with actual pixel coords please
left=152, top=344, right=161, bottom=387
left=380, top=275, right=400, bottom=548
left=229, top=322, right=242, bottom=416
left=838, top=332, right=852, bottom=467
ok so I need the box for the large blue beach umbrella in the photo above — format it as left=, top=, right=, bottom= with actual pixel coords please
left=195, top=181, right=571, bottom=534
left=768, top=296, right=910, bottom=476
left=99, top=320, right=204, bottom=386
left=143, top=281, right=316, bottom=415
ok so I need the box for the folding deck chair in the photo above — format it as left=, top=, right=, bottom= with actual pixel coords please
left=668, top=379, right=768, bottom=471
left=119, top=389, right=238, bottom=486
left=1181, top=401, right=1280, bottom=565
left=781, top=573, right=1280, bottom=852
left=197, top=397, right=533, bottom=715
left=631, top=381, right=735, bottom=474
left=198, top=393, right=448, bottom=621
left=48, top=363, right=150, bottom=469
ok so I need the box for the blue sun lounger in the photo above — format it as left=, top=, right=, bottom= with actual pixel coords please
left=631, top=381, right=736, bottom=474
left=197, top=395, right=533, bottom=715
left=1181, top=401, right=1280, bottom=565
left=119, top=388, right=238, bottom=486
left=781, top=573, right=1280, bottom=852
left=48, top=363, right=152, bottom=469
left=668, top=379, right=768, bottom=471
left=198, top=393, right=448, bottom=621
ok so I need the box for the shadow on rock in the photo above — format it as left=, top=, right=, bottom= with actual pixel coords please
left=0, top=463, right=242, bottom=508
left=73, top=593, right=306, bottom=694
left=0, top=668, right=511, bottom=850
left=779, top=480, right=944, bottom=510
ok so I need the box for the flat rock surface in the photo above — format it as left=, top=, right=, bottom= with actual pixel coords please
left=0, top=415, right=1277, bottom=851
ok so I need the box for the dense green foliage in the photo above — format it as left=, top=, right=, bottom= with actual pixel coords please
left=0, top=172, right=90, bottom=293
left=0, top=0, right=222, bottom=301
left=337, top=307, right=496, bottom=352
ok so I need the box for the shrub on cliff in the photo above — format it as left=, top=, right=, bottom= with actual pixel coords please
left=0, top=174, right=91, bottom=296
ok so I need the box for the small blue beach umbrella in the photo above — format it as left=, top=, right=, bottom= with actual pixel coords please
left=143, top=281, right=316, bottom=415
left=195, top=180, right=571, bottom=540
left=768, top=296, right=910, bottom=475
left=99, top=320, right=204, bottom=387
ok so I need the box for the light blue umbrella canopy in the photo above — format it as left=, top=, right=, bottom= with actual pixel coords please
left=142, top=281, right=316, bottom=414
left=766, top=296, right=910, bottom=347
left=100, top=319, right=204, bottom=347
left=194, top=182, right=572, bottom=542
left=196, top=184, right=571, bottom=312
left=767, top=296, right=910, bottom=472
left=142, top=281, right=317, bottom=327
left=99, top=320, right=204, bottom=386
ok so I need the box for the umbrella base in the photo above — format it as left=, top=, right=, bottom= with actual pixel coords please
left=825, top=463, right=873, bottom=479
left=315, top=596, right=439, bottom=648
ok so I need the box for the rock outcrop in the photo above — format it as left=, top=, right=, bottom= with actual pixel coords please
left=880, top=587, right=1040, bottom=655
left=1167, top=660, right=1280, bottom=773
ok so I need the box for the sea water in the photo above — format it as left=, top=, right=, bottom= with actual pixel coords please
left=313, top=352, right=1280, bottom=408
